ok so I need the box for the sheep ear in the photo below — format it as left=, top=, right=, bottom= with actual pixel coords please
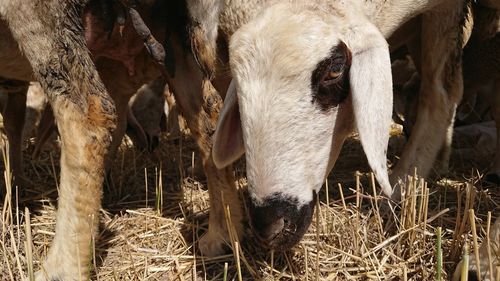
left=212, top=80, right=245, bottom=168
left=348, top=27, right=393, bottom=198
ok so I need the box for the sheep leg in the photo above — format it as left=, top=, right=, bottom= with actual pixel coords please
left=391, top=2, right=464, bottom=190
left=3, top=2, right=116, bottom=280
left=37, top=94, right=114, bottom=281
left=179, top=81, right=241, bottom=256
left=37, top=93, right=114, bottom=281
left=178, top=83, right=241, bottom=256
left=104, top=91, right=128, bottom=174
left=166, top=35, right=242, bottom=256
left=2, top=84, right=29, bottom=188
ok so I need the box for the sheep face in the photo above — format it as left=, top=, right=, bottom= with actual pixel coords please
left=213, top=2, right=393, bottom=250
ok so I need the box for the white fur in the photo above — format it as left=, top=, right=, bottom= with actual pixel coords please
left=346, top=21, right=393, bottom=197
left=225, top=1, right=392, bottom=204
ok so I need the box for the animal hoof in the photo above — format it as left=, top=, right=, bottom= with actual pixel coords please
left=198, top=231, right=228, bottom=256
left=484, top=173, right=500, bottom=186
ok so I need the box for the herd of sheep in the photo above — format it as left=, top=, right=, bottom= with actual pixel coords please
left=0, top=0, right=499, bottom=280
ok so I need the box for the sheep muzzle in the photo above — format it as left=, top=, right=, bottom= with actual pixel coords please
left=249, top=193, right=316, bottom=251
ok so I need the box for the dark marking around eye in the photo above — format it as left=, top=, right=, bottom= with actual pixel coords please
left=311, top=42, right=352, bottom=111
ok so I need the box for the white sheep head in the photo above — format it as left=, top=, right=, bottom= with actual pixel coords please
left=213, top=1, right=393, bottom=250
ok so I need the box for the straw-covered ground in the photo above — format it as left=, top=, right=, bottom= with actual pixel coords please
left=0, top=124, right=499, bottom=280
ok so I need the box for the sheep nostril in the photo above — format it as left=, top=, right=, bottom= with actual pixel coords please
left=264, top=217, right=286, bottom=241
left=249, top=195, right=316, bottom=250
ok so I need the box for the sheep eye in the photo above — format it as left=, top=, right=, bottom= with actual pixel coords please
left=322, top=70, right=343, bottom=83
left=328, top=71, right=342, bottom=79
left=311, top=42, right=352, bottom=111
left=321, top=69, right=344, bottom=85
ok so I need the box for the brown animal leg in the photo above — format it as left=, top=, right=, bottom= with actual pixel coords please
left=167, top=35, right=243, bottom=256
left=2, top=85, right=29, bottom=188
left=96, top=60, right=132, bottom=171
left=95, top=50, right=164, bottom=163
left=2, top=1, right=116, bottom=280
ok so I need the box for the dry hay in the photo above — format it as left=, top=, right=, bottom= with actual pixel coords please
left=0, top=125, right=499, bottom=280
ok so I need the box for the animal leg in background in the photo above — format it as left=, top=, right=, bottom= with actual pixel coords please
left=96, top=57, right=143, bottom=173
left=166, top=34, right=243, bottom=256
left=390, top=1, right=465, bottom=192
left=0, top=80, right=28, bottom=187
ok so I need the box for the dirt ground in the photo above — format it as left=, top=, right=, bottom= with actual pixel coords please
left=0, top=123, right=498, bottom=280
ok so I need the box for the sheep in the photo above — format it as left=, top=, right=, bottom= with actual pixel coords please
left=92, top=5, right=240, bottom=257
left=200, top=0, right=467, bottom=251
left=0, top=1, right=116, bottom=279
left=0, top=0, right=188, bottom=278
left=87, top=3, right=249, bottom=257
left=8, top=78, right=170, bottom=163
left=0, top=0, right=248, bottom=271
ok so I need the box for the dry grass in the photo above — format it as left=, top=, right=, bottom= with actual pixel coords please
left=0, top=125, right=499, bottom=280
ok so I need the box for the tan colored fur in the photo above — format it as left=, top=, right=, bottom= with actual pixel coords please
left=1, top=1, right=116, bottom=280
left=162, top=31, right=243, bottom=254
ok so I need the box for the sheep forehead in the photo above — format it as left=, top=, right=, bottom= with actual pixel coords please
left=230, top=2, right=354, bottom=100
left=228, top=1, right=356, bottom=137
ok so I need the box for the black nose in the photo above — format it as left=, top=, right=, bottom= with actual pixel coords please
left=249, top=194, right=316, bottom=251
